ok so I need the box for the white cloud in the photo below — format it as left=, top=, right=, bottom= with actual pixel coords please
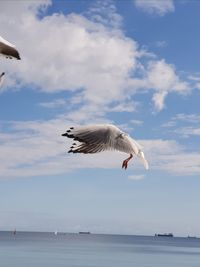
left=0, top=0, right=50, bottom=19
left=188, top=75, right=200, bottom=82
left=146, top=60, right=188, bottom=93
left=195, top=82, right=200, bottom=90
left=130, top=119, right=143, bottom=126
left=134, top=0, right=175, bottom=16
left=39, top=99, right=67, bottom=108
left=162, top=113, right=200, bottom=129
left=87, top=0, right=122, bottom=29
left=145, top=60, right=189, bottom=111
left=152, top=91, right=168, bottom=111
left=0, top=118, right=199, bottom=178
left=0, top=1, right=138, bottom=106
left=0, top=0, right=189, bottom=113
left=175, top=113, right=200, bottom=124
left=187, top=74, right=200, bottom=90
left=107, top=101, right=137, bottom=112
left=175, top=127, right=200, bottom=138
left=161, top=113, right=200, bottom=139
left=143, top=139, right=200, bottom=176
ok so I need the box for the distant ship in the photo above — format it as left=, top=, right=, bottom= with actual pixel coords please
left=79, top=231, right=91, bottom=234
left=155, top=233, right=173, bottom=237
left=187, top=235, right=197, bottom=239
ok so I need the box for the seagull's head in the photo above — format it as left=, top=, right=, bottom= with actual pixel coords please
left=1, top=72, right=5, bottom=77
left=138, top=150, right=149, bottom=170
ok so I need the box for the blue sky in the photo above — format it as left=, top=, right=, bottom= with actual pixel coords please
left=0, top=0, right=200, bottom=236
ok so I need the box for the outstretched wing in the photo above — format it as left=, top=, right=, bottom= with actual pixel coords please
left=62, top=124, right=118, bottom=154
left=62, top=124, right=140, bottom=155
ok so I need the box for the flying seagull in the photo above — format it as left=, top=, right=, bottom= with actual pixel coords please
left=0, top=72, right=5, bottom=87
left=0, top=35, right=21, bottom=60
left=62, top=124, right=149, bottom=170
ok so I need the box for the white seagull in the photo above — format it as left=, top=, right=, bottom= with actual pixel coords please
left=0, top=35, right=21, bottom=60
left=62, top=124, right=149, bottom=170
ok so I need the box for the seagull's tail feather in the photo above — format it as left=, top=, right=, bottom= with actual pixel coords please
left=138, top=151, right=149, bottom=170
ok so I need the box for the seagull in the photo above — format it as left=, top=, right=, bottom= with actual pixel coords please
left=0, top=72, right=5, bottom=87
left=62, top=124, right=149, bottom=170
left=0, top=35, right=21, bottom=60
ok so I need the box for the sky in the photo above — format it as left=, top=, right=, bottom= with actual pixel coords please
left=0, top=0, right=200, bottom=236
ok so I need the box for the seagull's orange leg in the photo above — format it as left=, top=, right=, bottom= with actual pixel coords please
left=122, top=154, right=133, bottom=170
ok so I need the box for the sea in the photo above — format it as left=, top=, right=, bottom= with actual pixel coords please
left=0, top=231, right=200, bottom=267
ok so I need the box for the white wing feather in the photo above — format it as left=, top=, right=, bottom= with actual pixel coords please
left=63, top=124, right=140, bottom=155
left=0, top=36, right=15, bottom=48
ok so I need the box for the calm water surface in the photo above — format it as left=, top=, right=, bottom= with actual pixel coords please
left=0, top=231, right=200, bottom=267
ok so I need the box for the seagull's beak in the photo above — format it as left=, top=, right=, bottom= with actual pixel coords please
left=138, top=151, right=149, bottom=170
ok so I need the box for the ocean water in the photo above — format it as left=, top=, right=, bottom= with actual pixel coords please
left=0, top=231, right=200, bottom=267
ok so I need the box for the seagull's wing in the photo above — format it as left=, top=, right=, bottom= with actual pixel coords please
left=62, top=124, right=141, bottom=155
left=62, top=124, right=118, bottom=154
left=0, top=36, right=15, bottom=47
left=0, top=36, right=21, bottom=60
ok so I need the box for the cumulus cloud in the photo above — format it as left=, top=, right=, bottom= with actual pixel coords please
left=0, top=0, right=189, bottom=113
left=0, top=0, right=138, bottom=104
left=134, top=0, right=175, bottom=16
left=145, top=60, right=189, bottom=111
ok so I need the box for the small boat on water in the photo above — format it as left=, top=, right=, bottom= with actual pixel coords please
left=155, top=233, right=173, bottom=237
left=79, top=231, right=91, bottom=234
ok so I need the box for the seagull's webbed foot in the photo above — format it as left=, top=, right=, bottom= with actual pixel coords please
left=122, top=154, right=133, bottom=170
left=122, top=160, right=128, bottom=169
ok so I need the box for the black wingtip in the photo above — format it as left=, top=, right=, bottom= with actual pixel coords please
left=62, top=132, right=74, bottom=137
